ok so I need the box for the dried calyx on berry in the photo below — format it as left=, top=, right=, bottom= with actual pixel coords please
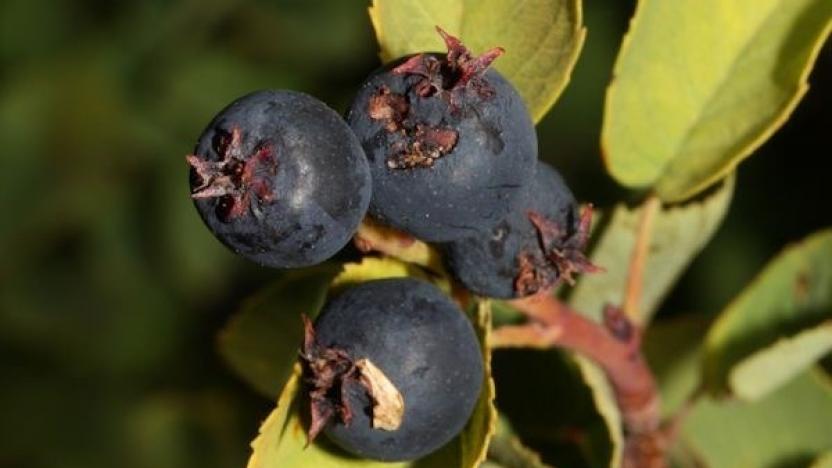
left=303, top=279, right=483, bottom=461
left=444, top=162, right=601, bottom=299
left=187, top=127, right=276, bottom=222
left=347, top=27, right=538, bottom=242
left=301, top=315, right=405, bottom=444
left=515, top=204, right=601, bottom=296
left=393, top=26, right=505, bottom=105
left=186, top=90, right=371, bottom=269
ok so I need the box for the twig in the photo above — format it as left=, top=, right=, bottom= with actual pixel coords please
left=491, top=322, right=560, bottom=349
left=623, top=196, right=661, bottom=323
left=496, top=293, right=664, bottom=468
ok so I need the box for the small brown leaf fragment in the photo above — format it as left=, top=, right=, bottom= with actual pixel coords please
left=355, top=358, right=405, bottom=431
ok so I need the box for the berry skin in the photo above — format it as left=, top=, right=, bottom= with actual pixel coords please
left=443, top=162, right=598, bottom=299
left=187, top=90, right=371, bottom=268
left=346, top=27, right=537, bottom=242
left=302, top=278, right=483, bottom=461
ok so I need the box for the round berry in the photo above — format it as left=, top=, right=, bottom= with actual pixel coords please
left=346, top=28, right=537, bottom=242
left=302, top=278, right=483, bottom=461
left=186, top=90, right=371, bottom=268
left=443, top=162, right=597, bottom=298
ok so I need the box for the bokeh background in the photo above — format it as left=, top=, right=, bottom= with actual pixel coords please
left=1, top=1, right=829, bottom=467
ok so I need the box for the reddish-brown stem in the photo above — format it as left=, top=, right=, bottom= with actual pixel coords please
left=497, top=293, right=664, bottom=467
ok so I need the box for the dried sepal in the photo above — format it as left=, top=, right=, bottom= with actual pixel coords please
left=186, top=126, right=277, bottom=222
left=301, top=315, right=406, bottom=445
left=514, top=205, right=603, bottom=295
left=301, top=315, right=357, bottom=444
left=393, top=26, right=504, bottom=103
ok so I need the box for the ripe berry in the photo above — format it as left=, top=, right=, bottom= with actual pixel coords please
left=302, top=278, right=483, bottom=461
left=347, top=27, right=537, bottom=242
left=186, top=90, right=371, bottom=268
left=443, top=162, right=598, bottom=298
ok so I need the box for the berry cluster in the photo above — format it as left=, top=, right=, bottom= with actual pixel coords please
left=185, top=27, right=595, bottom=461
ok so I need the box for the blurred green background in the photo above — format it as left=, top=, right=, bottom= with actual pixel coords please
left=1, top=1, right=829, bottom=467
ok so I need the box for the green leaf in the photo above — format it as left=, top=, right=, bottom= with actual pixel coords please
left=810, top=452, right=832, bottom=468
left=704, top=229, right=832, bottom=398
left=642, top=316, right=709, bottom=418
left=730, top=321, right=832, bottom=401
left=568, top=176, right=733, bottom=322
left=492, top=349, right=619, bottom=468
left=247, top=364, right=407, bottom=468
left=368, top=0, right=586, bottom=122
left=645, top=315, right=832, bottom=467
left=218, top=265, right=341, bottom=398
left=602, top=0, right=832, bottom=201
left=485, top=417, right=550, bottom=468
left=571, top=357, right=622, bottom=468
left=679, top=369, right=832, bottom=468
left=331, top=256, right=417, bottom=289
left=247, top=300, right=496, bottom=468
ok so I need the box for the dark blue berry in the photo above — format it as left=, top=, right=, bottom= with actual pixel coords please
left=187, top=90, right=371, bottom=268
left=303, top=278, right=483, bottom=461
left=443, top=162, right=597, bottom=298
left=346, top=28, right=537, bottom=242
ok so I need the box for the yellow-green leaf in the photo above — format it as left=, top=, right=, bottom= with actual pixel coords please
left=247, top=300, right=496, bottom=468
left=368, top=0, right=586, bottom=122
left=354, top=220, right=444, bottom=273
left=572, top=356, right=622, bottom=468
left=602, top=0, right=832, bottom=201
left=644, top=316, right=832, bottom=467
left=679, top=369, right=832, bottom=468
left=704, top=229, right=832, bottom=398
left=811, top=452, right=832, bottom=468
left=218, top=265, right=341, bottom=398
left=485, top=417, right=550, bottom=468
left=331, top=256, right=452, bottom=296
left=331, top=256, right=415, bottom=288
left=643, top=316, right=709, bottom=418
left=568, top=176, right=733, bottom=322
left=491, top=349, right=619, bottom=467
left=247, top=364, right=407, bottom=468
left=730, top=321, right=832, bottom=401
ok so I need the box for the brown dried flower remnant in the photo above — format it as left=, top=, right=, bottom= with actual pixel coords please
left=300, top=315, right=405, bottom=444
left=366, top=27, right=504, bottom=170
left=393, top=26, right=504, bottom=100
left=515, top=252, right=556, bottom=297
left=368, top=86, right=409, bottom=132
left=386, top=125, right=459, bottom=169
left=367, top=86, right=459, bottom=170
left=514, top=205, right=602, bottom=295
left=186, top=126, right=277, bottom=222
